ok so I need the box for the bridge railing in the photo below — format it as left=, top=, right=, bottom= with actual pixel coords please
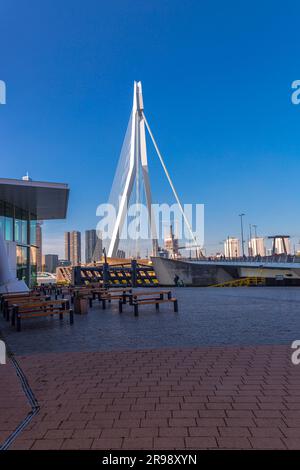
left=184, top=255, right=300, bottom=264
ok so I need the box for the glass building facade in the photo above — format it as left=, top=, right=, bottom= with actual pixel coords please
left=0, top=201, right=38, bottom=287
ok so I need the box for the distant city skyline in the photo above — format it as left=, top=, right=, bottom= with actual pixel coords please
left=1, top=1, right=300, bottom=256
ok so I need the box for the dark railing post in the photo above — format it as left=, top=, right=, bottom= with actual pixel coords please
left=103, top=262, right=109, bottom=288
left=72, top=266, right=83, bottom=286
left=131, top=259, right=137, bottom=287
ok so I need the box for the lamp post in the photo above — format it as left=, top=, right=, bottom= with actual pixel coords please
left=239, top=213, right=245, bottom=257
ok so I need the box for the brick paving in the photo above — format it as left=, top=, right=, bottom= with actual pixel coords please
left=0, top=357, right=31, bottom=446
left=1, top=345, right=300, bottom=450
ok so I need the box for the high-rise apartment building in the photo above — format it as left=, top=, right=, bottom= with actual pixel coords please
left=85, top=229, right=102, bottom=264
left=224, top=237, right=240, bottom=258
left=94, top=234, right=103, bottom=262
left=274, top=237, right=291, bottom=255
left=248, top=237, right=265, bottom=257
left=64, top=231, right=70, bottom=262
left=65, top=231, right=81, bottom=265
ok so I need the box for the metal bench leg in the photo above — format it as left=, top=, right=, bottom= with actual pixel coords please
left=174, top=299, right=178, bottom=312
left=17, top=315, right=21, bottom=332
left=155, top=302, right=159, bottom=311
left=70, top=309, right=74, bottom=324
left=134, top=304, right=139, bottom=316
left=119, top=300, right=123, bottom=313
left=89, top=298, right=93, bottom=308
left=59, top=312, right=63, bottom=320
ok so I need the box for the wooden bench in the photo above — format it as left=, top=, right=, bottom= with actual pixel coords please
left=119, top=290, right=178, bottom=316
left=92, top=287, right=132, bottom=308
left=1, top=292, right=43, bottom=318
left=12, top=299, right=73, bottom=332
left=1, top=292, right=31, bottom=312
left=134, top=298, right=178, bottom=316
left=3, top=295, right=50, bottom=321
left=100, top=288, right=133, bottom=308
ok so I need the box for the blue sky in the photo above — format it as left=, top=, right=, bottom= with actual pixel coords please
left=1, top=0, right=300, bottom=257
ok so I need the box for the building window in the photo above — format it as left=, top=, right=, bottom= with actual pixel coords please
left=15, top=208, right=28, bottom=244
left=30, top=218, right=37, bottom=246
left=0, top=202, right=13, bottom=241
left=30, top=246, right=37, bottom=286
left=16, top=245, right=28, bottom=282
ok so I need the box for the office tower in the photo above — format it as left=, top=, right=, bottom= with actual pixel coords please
left=85, top=229, right=102, bottom=264
left=85, top=229, right=95, bottom=264
left=65, top=231, right=81, bottom=265
left=36, top=222, right=43, bottom=271
left=248, top=237, right=265, bottom=257
left=64, top=231, right=71, bottom=262
left=44, top=254, right=59, bottom=273
left=94, top=234, right=102, bottom=262
left=70, top=231, right=81, bottom=265
left=224, top=237, right=240, bottom=258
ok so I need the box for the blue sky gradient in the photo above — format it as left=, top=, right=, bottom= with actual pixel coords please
left=1, top=0, right=300, bottom=256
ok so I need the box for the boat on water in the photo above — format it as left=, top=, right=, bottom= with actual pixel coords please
left=151, top=256, right=300, bottom=287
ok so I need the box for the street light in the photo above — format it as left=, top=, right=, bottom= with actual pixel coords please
left=239, top=213, right=245, bottom=257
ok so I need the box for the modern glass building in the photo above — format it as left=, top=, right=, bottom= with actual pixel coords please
left=0, top=177, right=69, bottom=288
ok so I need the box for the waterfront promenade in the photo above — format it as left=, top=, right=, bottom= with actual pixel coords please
left=1, top=287, right=300, bottom=450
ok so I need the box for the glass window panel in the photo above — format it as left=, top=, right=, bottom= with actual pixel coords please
left=0, top=202, right=13, bottom=240
left=30, top=220, right=37, bottom=245
left=16, top=245, right=28, bottom=283
left=30, top=246, right=37, bottom=287
left=5, top=217, right=13, bottom=241
left=0, top=216, right=4, bottom=237
left=15, top=209, right=28, bottom=244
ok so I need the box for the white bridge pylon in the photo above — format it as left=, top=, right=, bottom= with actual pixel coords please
left=107, top=81, right=199, bottom=258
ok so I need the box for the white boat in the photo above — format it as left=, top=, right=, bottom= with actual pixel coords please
left=36, top=272, right=56, bottom=285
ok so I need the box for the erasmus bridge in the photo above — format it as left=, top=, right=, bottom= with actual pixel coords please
left=76, top=82, right=300, bottom=287
left=103, top=81, right=202, bottom=260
